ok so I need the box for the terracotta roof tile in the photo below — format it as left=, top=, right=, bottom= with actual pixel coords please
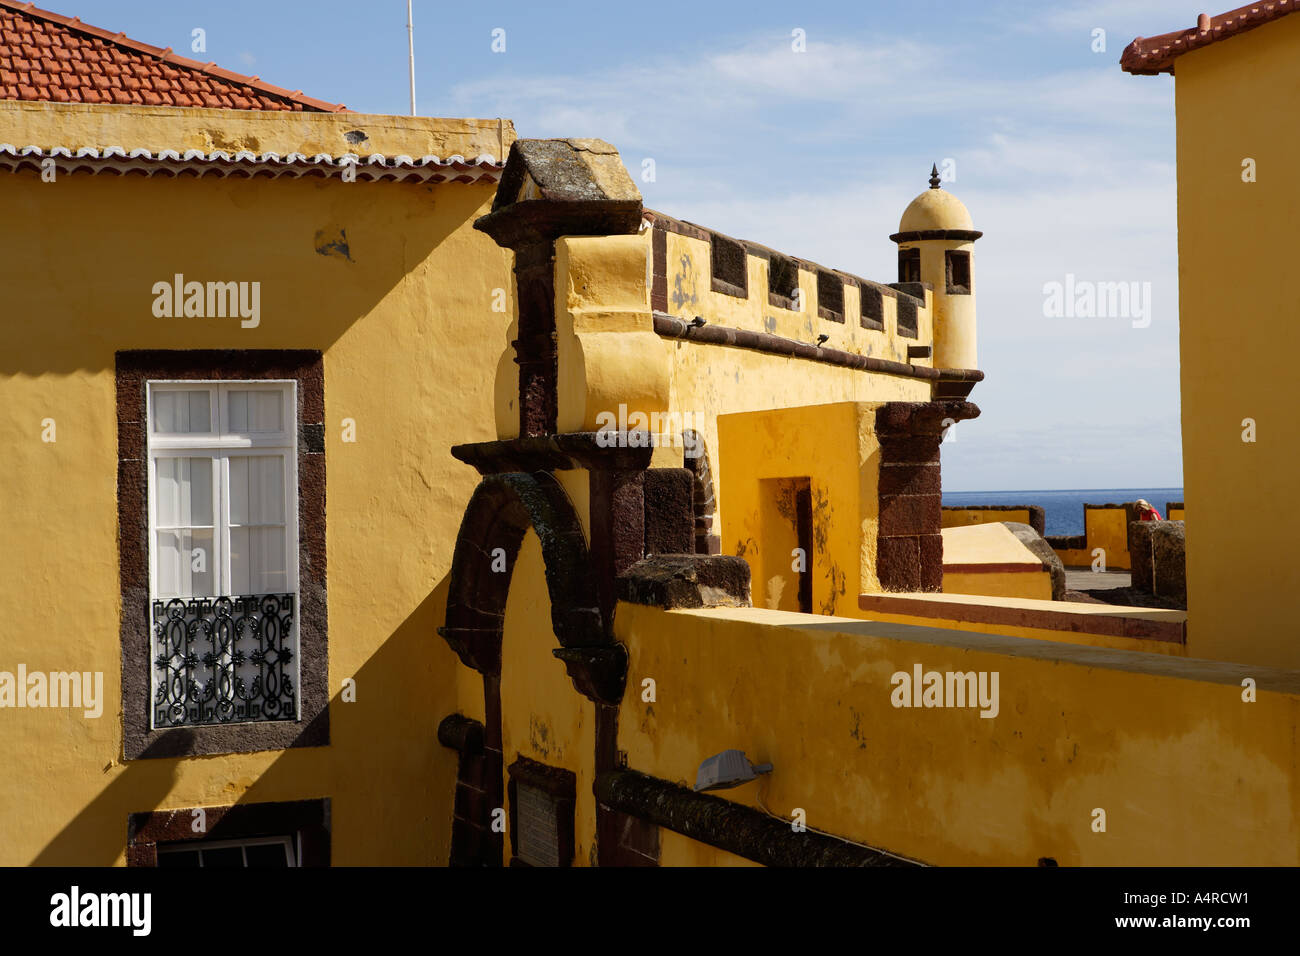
left=0, top=0, right=347, bottom=111
left=1121, top=0, right=1299, bottom=73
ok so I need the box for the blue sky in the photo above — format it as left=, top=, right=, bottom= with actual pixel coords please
left=76, top=0, right=1199, bottom=490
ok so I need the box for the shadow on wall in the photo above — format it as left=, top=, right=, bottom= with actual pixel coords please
left=0, top=173, right=495, bottom=375
left=31, top=576, right=463, bottom=866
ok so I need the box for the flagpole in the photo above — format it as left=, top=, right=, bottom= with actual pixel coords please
left=406, top=0, right=417, bottom=116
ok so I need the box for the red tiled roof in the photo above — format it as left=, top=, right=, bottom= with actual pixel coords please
left=0, top=0, right=347, bottom=111
left=1120, top=0, right=1300, bottom=74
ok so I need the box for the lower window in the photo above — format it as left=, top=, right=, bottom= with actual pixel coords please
left=157, top=836, right=297, bottom=868
left=507, top=757, right=576, bottom=867
left=127, top=798, right=330, bottom=867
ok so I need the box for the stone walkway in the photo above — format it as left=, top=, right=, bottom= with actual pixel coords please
left=1064, top=567, right=1131, bottom=591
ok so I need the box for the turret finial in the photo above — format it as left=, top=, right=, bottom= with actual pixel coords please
left=929, top=163, right=941, bottom=189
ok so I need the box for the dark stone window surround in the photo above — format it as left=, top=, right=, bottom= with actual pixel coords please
left=945, top=249, right=972, bottom=295
left=764, top=250, right=802, bottom=312
left=898, top=247, right=921, bottom=285
left=894, top=293, right=920, bottom=340
left=116, top=350, right=328, bottom=760
left=859, top=281, right=887, bottom=331
left=126, top=798, right=330, bottom=867
left=817, top=270, right=846, bottom=323
left=710, top=231, right=749, bottom=299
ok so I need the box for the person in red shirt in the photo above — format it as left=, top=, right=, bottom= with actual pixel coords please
left=1135, top=499, right=1162, bottom=521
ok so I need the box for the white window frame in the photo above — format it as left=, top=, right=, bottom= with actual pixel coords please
left=146, top=380, right=300, bottom=728
left=155, top=835, right=298, bottom=867
left=146, top=380, right=299, bottom=600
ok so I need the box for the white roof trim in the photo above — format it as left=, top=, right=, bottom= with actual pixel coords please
left=0, top=143, right=504, bottom=184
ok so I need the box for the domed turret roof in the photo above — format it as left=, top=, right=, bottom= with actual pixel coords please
left=896, top=165, right=976, bottom=235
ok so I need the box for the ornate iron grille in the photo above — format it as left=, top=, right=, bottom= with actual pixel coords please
left=151, top=594, right=297, bottom=728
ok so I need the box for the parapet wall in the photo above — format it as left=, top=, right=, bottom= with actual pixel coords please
left=615, top=602, right=1297, bottom=865
left=942, top=505, right=1045, bottom=537
left=646, top=209, right=934, bottom=369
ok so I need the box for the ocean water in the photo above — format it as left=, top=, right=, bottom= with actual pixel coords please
left=941, top=488, right=1184, bottom=537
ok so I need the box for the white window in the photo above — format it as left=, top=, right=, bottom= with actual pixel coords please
left=156, top=835, right=298, bottom=868
left=148, top=382, right=299, bottom=728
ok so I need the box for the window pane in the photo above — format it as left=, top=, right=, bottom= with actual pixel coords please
left=229, top=526, right=287, bottom=595
left=157, top=848, right=202, bottom=868
left=155, top=458, right=213, bottom=528
left=229, top=456, right=285, bottom=525
left=155, top=528, right=214, bottom=598
left=200, top=846, right=245, bottom=868
left=227, top=390, right=283, bottom=434
left=152, top=389, right=211, bottom=434
left=244, top=842, right=293, bottom=867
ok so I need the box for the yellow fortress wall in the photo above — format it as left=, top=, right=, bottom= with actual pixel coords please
left=0, top=104, right=515, bottom=864
left=616, top=602, right=1300, bottom=866
left=1164, top=14, right=1300, bottom=670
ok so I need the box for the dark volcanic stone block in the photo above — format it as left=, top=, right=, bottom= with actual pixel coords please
left=1151, top=521, right=1186, bottom=604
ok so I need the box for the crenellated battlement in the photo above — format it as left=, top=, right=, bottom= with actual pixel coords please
left=644, top=208, right=935, bottom=370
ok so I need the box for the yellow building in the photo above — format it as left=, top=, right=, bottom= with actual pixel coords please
left=5, top=0, right=1300, bottom=870
left=1123, top=2, right=1300, bottom=671
left=0, top=2, right=517, bottom=865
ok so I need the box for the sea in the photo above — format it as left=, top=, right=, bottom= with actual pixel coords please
left=941, top=488, right=1185, bottom=537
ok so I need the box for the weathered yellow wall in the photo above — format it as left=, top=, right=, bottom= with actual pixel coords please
left=942, top=508, right=1033, bottom=529
left=666, top=343, right=927, bottom=525
left=943, top=571, right=1052, bottom=601
left=755, top=477, right=807, bottom=612
left=860, top=602, right=1187, bottom=657
left=617, top=602, right=1300, bottom=865
left=1168, top=507, right=1185, bottom=522
left=717, top=402, right=882, bottom=616
left=659, top=830, right=762, bottom=867
left=499, top=532, right=597, bottom=867
left=940, top=523, right=1051, bottom=600
left=546, top=231, right=930, bottom=554
left=660, top=230, right=930, bottom=367
left=0, top=126, right=512, bottom=863
left=1170, top=17, right=1300, bottom=669
left=0, top=100, right=513, bottom=162
left=1053, top=547, right=1095, bottom=568
left=1084, top=506, right=1130, bottom=570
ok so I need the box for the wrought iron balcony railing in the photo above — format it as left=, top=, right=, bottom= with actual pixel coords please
left=151, top=593, right=298, bottom=729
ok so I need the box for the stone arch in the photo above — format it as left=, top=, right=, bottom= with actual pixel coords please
left=437, top=470, right=629, bottom=866
left=439, top=470, right=607, bottom=678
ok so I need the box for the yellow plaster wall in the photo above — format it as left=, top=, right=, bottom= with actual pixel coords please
left=859, top=605, right=1186, bottom=657
left=717, top=402, right=882, bottom=617
left=665, top=343, right=927, bottom=534
left=0, top=147, right=512, bottom=864
left=0, top=100, right=514, bottom=161
left=545, top=231, right=930, bottom=552
left=942, top=508, right=1033, bottom=529
left=1170, top=16, right=1300, bottom=669
left=940, top=523, right=1052, bottom=600
left=616, top=602, right=1300, bottom=865
left=1084, top=506, right=1130, bottom=570
left=1168, top=507, right=1185, bottom=522
left=659, top=830, right=762, bottom=867
left=1053, top=548, right=1094, bottom=568
left=499, top=532, right=597, bottom=867
left=943, top=571, right=1052, bottom=601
